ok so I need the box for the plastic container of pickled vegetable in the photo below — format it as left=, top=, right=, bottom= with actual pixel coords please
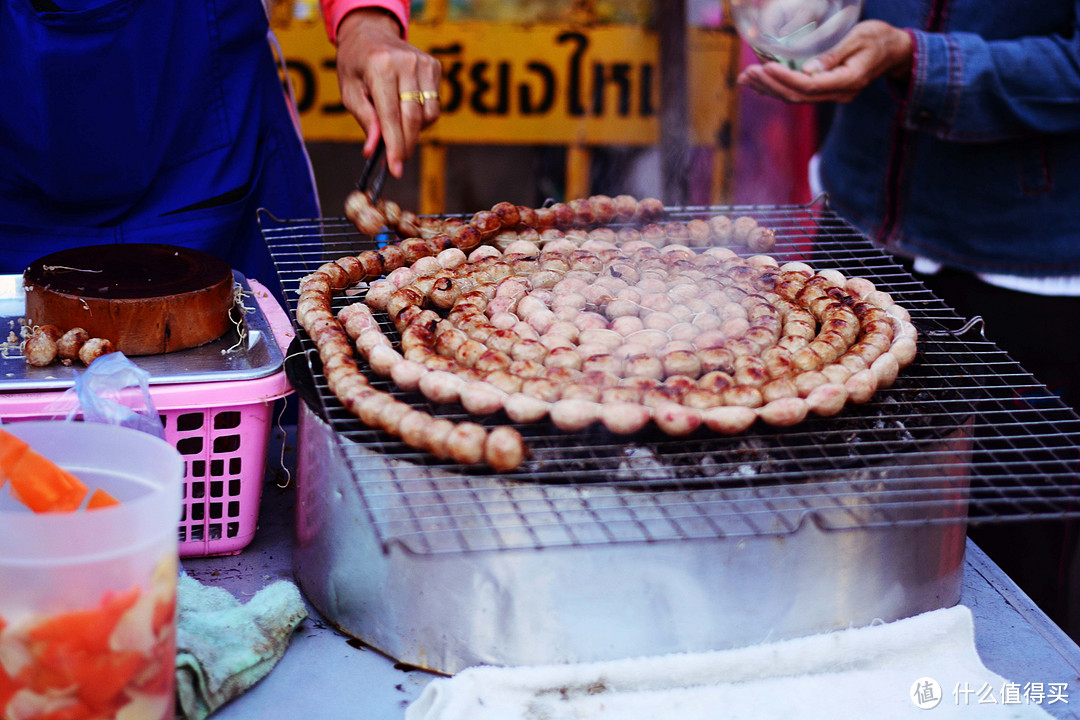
left=0, top=421, right=183, bottom=720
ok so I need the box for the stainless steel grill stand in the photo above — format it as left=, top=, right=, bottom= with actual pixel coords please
left=263, top=201, right=1080, bottom=673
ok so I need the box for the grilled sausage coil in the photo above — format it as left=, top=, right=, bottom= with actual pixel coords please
left=298, top=195, right=918, bottom=470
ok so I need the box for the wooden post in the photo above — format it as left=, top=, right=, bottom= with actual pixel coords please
left=418, top=0, right=448, bottom=23
left=565, top=145, right=592, bottom=201
left=566, top=0, right=596, bottom=202
left=570, top=0, right=598, bottom=24
left=419, top=143, right=447, bottom=215
left=712, top=25, right=741, bottom=205
left=658, top=0, right=689, bottom=206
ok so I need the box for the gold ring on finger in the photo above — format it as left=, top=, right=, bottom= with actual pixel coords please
left=399, top=90, right=426, bottom=105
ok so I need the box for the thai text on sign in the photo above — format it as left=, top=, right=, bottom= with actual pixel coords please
left=277, top=21, right=735, bottom=147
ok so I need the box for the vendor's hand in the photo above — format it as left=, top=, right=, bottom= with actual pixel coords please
left=737, top=20, right=914, bottom=104
left=335, top=8, right=442, bottom=177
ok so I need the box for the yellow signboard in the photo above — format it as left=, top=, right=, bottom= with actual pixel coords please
left=276, top=21, right=737, bottom=148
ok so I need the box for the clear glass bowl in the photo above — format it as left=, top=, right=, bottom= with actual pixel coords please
left=730, top=0, right=864, bottom=70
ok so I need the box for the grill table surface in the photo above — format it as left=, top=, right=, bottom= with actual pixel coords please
left=181, top=424, right=1080, bottom=720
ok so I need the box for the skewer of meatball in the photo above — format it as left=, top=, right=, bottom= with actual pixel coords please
left=345, top=193, right=777, bottom=254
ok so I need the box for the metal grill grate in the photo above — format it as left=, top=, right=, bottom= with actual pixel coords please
left=262, top=200, right=1080, bottom=555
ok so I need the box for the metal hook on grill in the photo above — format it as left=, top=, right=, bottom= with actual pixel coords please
left=808, top=192, right=831, bottom=211
left=924, top=316, right=987, bottom=340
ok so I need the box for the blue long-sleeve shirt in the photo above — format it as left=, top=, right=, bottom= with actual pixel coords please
left=820, top=0, right=1080, bottom=276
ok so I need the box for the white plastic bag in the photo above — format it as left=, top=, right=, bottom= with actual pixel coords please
left=67, top=352, right=166, bottom=439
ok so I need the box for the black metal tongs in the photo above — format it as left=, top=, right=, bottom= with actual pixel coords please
left=355, top=139, right=388, bottom=202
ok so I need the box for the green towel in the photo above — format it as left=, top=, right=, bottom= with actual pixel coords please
left=175, top=573, right=308, bottom=720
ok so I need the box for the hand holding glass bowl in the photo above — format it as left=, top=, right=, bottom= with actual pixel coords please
left=730, top=0, right=864, bottom=70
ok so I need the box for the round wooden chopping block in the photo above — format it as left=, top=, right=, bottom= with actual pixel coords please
left=23, top=244, right=236, bottom=356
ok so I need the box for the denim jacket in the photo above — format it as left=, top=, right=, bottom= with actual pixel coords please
left=819, top=0, right=1080, bottom=276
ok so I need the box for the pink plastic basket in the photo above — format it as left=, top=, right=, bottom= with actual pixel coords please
left=0, top=281, right=295, bottom=557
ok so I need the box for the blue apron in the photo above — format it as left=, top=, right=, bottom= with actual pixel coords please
left=0, top=0, right=318, bottom=292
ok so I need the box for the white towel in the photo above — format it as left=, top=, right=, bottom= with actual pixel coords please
left=406, top=606, right=1054, bottom=720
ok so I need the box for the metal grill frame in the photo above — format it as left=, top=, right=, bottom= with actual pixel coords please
left=262, top=199, right=1080, bottom=555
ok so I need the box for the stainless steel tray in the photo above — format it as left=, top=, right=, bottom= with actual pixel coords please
left=0, top=272, right=283, bottom=390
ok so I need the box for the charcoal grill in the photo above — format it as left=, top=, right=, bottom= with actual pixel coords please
left=262, top=199, right=1080, bottom=673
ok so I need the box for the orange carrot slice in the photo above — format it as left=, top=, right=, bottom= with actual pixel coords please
left=0, top=430, right=28, bottom=482
left=79, top=652, right=144, bottom=711
left=0, top=617, right=18, bottom=715
left=6, top=450, right=86, bottom=512
left=86, top=487, right=121, bottom=510
left=0, top=428, right=119, bottom=512
left=5, top=585, right=166, bottom=720
left=0, top=667, right=16, bottom=718
left=27, top=586, right=140, bottom=652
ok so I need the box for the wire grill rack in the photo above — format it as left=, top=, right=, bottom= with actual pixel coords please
left=262, top=200, right=1080, bottom=555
